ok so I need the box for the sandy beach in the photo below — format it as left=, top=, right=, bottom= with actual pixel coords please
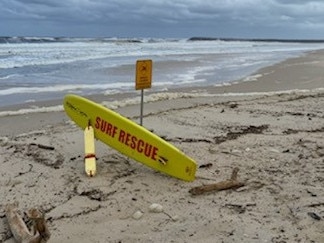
left=1, top=50, right=323, bottom=242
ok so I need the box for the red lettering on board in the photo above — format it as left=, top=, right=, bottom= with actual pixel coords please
left=95, top=117, right=101, bottom=129
left=125, top=133, right=131, bottom=146
left=95, top=116, right=118, bottom=138
left=130, top=136, right=137, bottom=149
left=112, top=126, right=118, bottom=138
left=144, top=144, right=152, bottom=157
left=106, top=123, right=113, bottom=135
left=151, top=146, right=158, bottom=160
left=119, top=129, right=125, bottom=142
left=100, top=120, right=107, bottom=132
left=96, top=117, right=159, bottom=161
left=137, top=139, right=144, bottom=153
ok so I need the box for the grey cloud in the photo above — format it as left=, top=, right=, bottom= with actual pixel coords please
left=1, top=0, right=324, bottom=38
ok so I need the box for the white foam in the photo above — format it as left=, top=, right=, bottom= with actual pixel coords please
left=242, top=74, right=264, bottom=82
left=2, top=40, right=324, bottom=109
left=0, top=42, right=125, bottom=69
left=3, top=40, right=324, bottom=69
left=211, top=87, right=324, bottom=97
left=0, top=83, right=134, bottom=96
left=0, top=105, right=63, bottom=117
left=101, top=92, right=214, bottom=109
left=0, top=74, right=22, bottom=80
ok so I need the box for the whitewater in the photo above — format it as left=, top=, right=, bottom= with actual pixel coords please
left=1, top=37, right=324, bottom=107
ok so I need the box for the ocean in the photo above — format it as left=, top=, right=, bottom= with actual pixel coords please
left=1, top=37, right=324, bottom=108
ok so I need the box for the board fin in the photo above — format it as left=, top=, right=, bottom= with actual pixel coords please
left=84, top=123, right=96, bottom=177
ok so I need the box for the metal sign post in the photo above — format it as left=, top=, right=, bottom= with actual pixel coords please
left=135, top=60, right=152, bottom=126
left=140, top=89, right=144, bottom=125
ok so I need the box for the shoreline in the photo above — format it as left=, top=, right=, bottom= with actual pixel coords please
left=1, top=49, right=323, bottom=138
left=1, top=49, right=324, bottom=113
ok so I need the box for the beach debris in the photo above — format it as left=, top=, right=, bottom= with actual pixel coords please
left=132, top=210, right=144, bottom=220
left=26, top=208, right=51, bottom=241
left=29, top=143, right=55, bottom=151
left=199, top=163, right=213, bottom=169
left=149, top=203, right=163, bottom=213
left=221, top=150, right=241, bottom=157
left=26, top=143, right=64, bottom=169
left=307, top=212, right=321, bottom=221
left=228, top=103, right=238, bottom=109
left=0, top=136, right=9, bottom=146
left=306, top=202, right=324, bottom=207
left=224, top=203, right=256, bottom=214
left=148, top=203, right=179, bottom=221
left=162, top=211, right=179, bottom=222
left=269, top=148, right=280, bottom=153
left=189, top=167, right=244, bottom=195
left=306, top=189, right=317, bottom=197
left=15, top=164, right=33, bottom=177
left=4, top=202, right=50, bottom=242
left=170, top=215, right=179, bottom=222
left=166, top=125, right=269, bottom=146
left=214, top=125, right=269, bottom=144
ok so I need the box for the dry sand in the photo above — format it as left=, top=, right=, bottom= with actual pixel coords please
left=0, top=50, right=323, bottom=242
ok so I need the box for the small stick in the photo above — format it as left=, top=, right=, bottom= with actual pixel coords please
left=305, top=202, right=324, bottom=207
left=189, top=167, right=244, bottom=195
left=29, top=143, right=55, bottom=150
left=36, top=144, right=55, bottom=150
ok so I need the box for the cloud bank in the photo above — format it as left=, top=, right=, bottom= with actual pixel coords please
left=1, top=0, right=324, bottom=38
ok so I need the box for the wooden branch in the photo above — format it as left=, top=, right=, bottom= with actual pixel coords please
left=5, top=202, right=37, bottom=243
left=5, top=202, right=50, bottom=243
left=189, top=167, right=244, bottom=195
left=26, top=208, right=51, bottom=241
left=29, top=143, right=55, bottom=150
left=189, top=180, right=244, bottom=195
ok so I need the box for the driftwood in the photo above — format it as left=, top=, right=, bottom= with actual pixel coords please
left=29, top=143, right=55, bottom=151
left=26, top=208, right=51, bottom=241
left=189, top=167, right=244, bottom=195
left=5, top=202, right=50, bottom=243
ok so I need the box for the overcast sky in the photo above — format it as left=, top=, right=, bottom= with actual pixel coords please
left=1, top=0, right=324, bottom=39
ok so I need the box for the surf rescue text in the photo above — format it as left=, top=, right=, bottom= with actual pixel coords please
left=95, top=116, right=158, bottom=161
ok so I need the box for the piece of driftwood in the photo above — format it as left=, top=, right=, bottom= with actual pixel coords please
left=189, top=167, right=244, bottom=195
left=5, top=202, right=50, bottom=243
left=26, top=208, right=51, bottom=241
left=29, top=143, right=55, bottom=151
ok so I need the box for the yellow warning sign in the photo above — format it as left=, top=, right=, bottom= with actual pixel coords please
left=136, top=60, right=152, bottom=90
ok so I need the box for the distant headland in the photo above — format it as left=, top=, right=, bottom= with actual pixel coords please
left=188, top=37, right=324, bottom=43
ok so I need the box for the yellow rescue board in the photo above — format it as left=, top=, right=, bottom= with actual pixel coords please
left=63, top=94, right=197, bottom=181
left=84, top=125, right=96, bottom=177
